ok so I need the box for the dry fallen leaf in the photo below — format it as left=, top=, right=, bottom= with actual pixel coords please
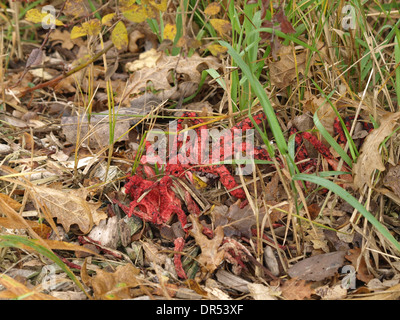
left=49, top=29, right=83, bottom=50
left=247, top=283, right=280, bottom=300
left=206, top=43, right=228, bottom=57
left=101, top=13, right=115, bottom=26
left=128, top=29, right=145, bottom=53
left=353, top=111, right=400, bottom=190
left=215, top=269, right=251, bottom=293
left=61, top=111, right=142, bottom=148
left=345, top=248, right=374, bottom=284
left=189, top=215, right=225, bottom=276
left=288, top=251, right=346, bottom=281
left=25, top=48, right=43, bottom=68
left=314, top=284, right=347, bottom=300
left=0, top=217, right=49, bottom=234
left=280, top=278, right=314, bottom=300
left=29, top=186, right=107, bottom=234
left=212, top=203, right=259, bottom=238
left=89, top=264, right=142, bottom=300
left=125, top=50, right=221, bottom=101
left=213, top=201, right=285, bottom=238
left=302, top=91, right=337, bottom=136
left=64, top=0, right=88, bottom=18
left=269, top=45, right=307, bottom=89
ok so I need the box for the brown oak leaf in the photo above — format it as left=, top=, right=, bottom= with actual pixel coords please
left=29, top=185, right=107, bottom=234
left=280, top=278, right=314, bottom=300
left=189, top=215, right=225, bottom=276
left=268, top=45, right=307, bottom=89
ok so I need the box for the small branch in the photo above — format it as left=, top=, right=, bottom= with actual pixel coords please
left=18, top=42, right=114, bottom=97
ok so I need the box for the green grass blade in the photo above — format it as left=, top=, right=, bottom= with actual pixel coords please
left=220, top=40, right=288, bottom=156
left=293, top=174, right=400, bottom=252
left=250, top=28, right=318, bottom=52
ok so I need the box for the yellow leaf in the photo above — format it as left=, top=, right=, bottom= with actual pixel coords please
left=204, top=2, right=221, bottom=15
left=112, top=21, right=128, bottom=50
left=207, top=43, right=228, bottom=56
left=192, top=173, right=208, bottom=190
left=120, top=0, right=136, bottom=10
left=25, top=8, right=46, bottom=23
left=25, top=8, right=63, bottom=26
left=149, top=0, right=168, bottom=12
left=71, top=25, right=87, bottom=39
left=163, top=23, right=177, bottom=41
left=210, top=19, right=231, bottom=37
left=82, top=19, right=101, bottom=36
left=102, top=13, right=115, bottom=26
left=122, top=5, right=148, bottom=23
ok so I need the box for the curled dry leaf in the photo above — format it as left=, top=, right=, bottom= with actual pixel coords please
left=88, top=263, right=142, bottom=300
left=49, top=29, right=84, bottom=50
left=29, top=186, right=107, bottom=234
left=129, top=30, right=145, bottom=53
left=353, top=111, right=400, bottom=190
